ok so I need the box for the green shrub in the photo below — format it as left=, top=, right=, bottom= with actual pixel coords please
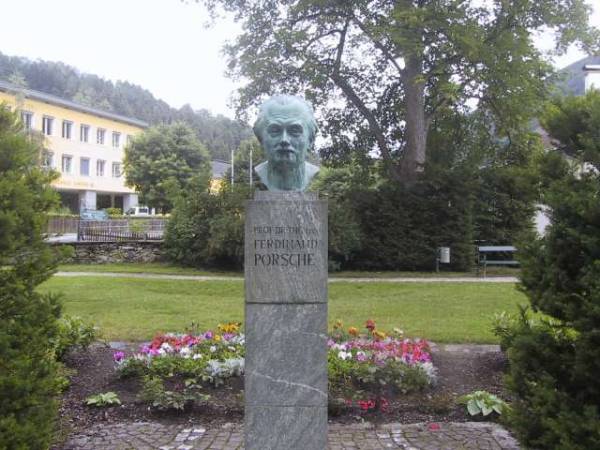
left=499, top=92, right=600, bottom=449
left=0, top=105, right=63, bottom=449
left=52, top=315, right=97, bottom=360
left=330, top=169, right=475, bottom=271
left=165, top=180, right=250, bottom=268
left=105, top=207, right=122, bottom=218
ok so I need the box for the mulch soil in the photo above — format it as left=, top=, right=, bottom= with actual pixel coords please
left=54, top=343, right=508, bottom=442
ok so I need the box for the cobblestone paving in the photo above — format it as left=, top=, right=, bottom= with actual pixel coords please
left=61, top=421, right=520, bottom=449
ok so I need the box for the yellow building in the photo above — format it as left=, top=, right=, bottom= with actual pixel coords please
left=0, top=80, right=147, bottom=213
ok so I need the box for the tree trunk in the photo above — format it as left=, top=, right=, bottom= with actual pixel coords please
left=401, top=53, right=427, bottom=185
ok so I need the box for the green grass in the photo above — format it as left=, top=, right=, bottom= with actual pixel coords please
left=58, top=262, right=519, bottom=278
left=58, top=263, right=242, bottom=277
left=40, top=276, right=527, bottom=343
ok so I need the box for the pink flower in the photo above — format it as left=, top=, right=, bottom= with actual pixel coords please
left=428, top=423, right=441, bottom=431
left=113, top=351, right=125, bottom=362
left=356, top=352, right=368, bottom=362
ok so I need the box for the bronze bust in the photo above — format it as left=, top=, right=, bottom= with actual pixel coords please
left=253, top=95, right=319, bottom=191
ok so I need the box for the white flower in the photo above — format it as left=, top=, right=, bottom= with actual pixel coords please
left=228, top=346, right=236, bottom=352
left=158, top=348, right=166, bottom=355
left=192, top=354, right=203, bottom=360
left=419, top=362, right=438, bottom=385
left=179, top=347, right=191, bottom=356
left=160, top=343, right=173, bottom=352
left=210, top=345, right=217, bottom=353
left=338, top=351, right=351, bottom=360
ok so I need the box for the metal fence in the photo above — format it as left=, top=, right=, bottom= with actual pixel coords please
left=77, top=219, right=166, bottom=242
left=47, top=216, right=80, bottom=235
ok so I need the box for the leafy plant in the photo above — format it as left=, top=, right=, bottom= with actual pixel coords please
left=458, top=391, right=508, bottom=417
left=52, top=315, right=97, bottom=360
left=138, top=376, right=208, bottom=411
left=85, top=392, right=121, bottom=407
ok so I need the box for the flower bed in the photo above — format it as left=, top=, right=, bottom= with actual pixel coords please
left=112, top=320, right=435, bottom=413
left=328, top=320, right=436, bottom=413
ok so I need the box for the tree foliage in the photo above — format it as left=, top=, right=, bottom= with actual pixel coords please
left=124, top=123, right=212, bottom=212
left=502, top=91, right=600, bottom=448
left=0, top=105, right=63, bottom=448
left=165, top=179, right=251, bottom=268
left=200, top=0, right=599, bottom=183
left=0, top=52, right=252, bottom=161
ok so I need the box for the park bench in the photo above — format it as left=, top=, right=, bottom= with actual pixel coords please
left=477, top=245, right=518, bottom=277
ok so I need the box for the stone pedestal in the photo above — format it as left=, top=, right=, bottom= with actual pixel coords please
left=244, top=191, right=328, bottom=450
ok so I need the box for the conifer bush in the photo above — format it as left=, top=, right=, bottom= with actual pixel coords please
left=502, top=92, right=600, bottom=449
left=0, top=105, right=63, bottom=449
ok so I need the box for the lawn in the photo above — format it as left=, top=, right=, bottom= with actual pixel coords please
left=40, top=276, right=527, bottom=343
left=58, top=262, right=520, bottom=278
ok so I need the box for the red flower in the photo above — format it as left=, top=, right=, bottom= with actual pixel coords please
left=428, top=423, right=441, bottom=431
left=358, top=399, right=376, bottom=411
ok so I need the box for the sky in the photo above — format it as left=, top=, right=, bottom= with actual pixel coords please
left=1, top=0, right=599, bottom=120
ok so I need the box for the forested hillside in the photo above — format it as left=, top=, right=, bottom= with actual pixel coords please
left=0, top=52, right=251, bottom=161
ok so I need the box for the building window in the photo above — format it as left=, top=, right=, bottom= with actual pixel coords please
left=97, top=128, right=106, bottom=145
left=96, top=159, right=105, bottom=177
left=62, top=120, right=73, bottom=139
left=61, top=155, right=73, bottom=174
left=80, top=124, right=90, bottom=142
left=41, top=150, right=53, bottom=168
left=42, top=116, right=53, bottom=135
left=112, top=132, right=121, bottom=148
left=80, top=157, right=90, bottom=176
left=21, top=111, right=33, bottom=130
left=112, top=162, right=122, bottom=178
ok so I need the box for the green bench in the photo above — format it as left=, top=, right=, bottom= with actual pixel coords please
left=477, top=245, right=518, bottom=277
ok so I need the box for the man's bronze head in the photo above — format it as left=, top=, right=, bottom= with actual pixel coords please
left=253, top=95, right=317, bottom=168
left=253, top=95, right=319, bottom=191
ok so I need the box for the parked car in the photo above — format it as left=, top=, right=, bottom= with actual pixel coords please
left=125, top=206, right=155, bottom=216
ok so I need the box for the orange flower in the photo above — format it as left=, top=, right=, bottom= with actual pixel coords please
left=365, top=319, right=376, bottom=332
left=348, top=327, right=359, bottom=337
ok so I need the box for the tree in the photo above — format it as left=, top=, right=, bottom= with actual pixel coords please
left=0, top=105, right=63, bottom=448
left=500, top=91, right=600, bottom=448
left=200, top=0, right=599, bottom=184
left=165, top=178, right=251, bottom=268
left=124, top=123, right=212, bottom=212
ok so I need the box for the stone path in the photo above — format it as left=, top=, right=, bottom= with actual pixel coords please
left=55, top=271, right=518, bottom=283
left=61, top=420, right=520, bottom=449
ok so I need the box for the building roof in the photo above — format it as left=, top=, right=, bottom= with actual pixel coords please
left=211, top=160, right=231, bottom=179
left=557, top=55, right=600, bottom=96
left=0, top=79, right=148, bottom=128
